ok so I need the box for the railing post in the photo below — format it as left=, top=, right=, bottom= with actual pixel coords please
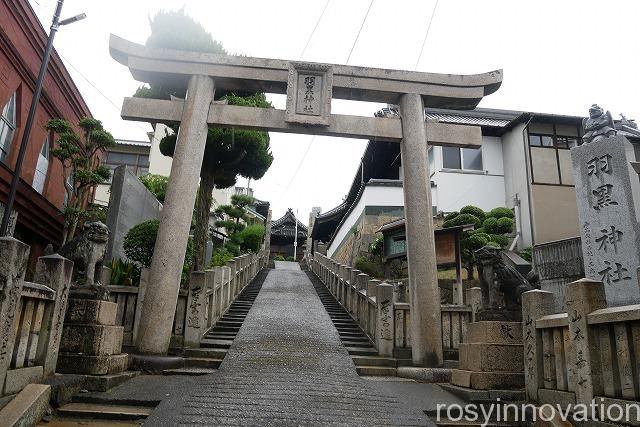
left=132, top=268, right=149, bottom=345
left=376, top=283, right=394, bottom=357
left=33, top=254, right=73, bottom=377
left=330, top=261, right=338, bottom=294
left=184, top=271, right=207, bottom=348
left=205, top=269, right=215, bottom=328
left=226, top=260, right=237, bottom=305
left=356, top=273, right=369, bottom=323
left=467, top=287, right=482, bottom=322
left=213, top=267, right=225, bottom=319
left=0, top=237, right=30, bottom=395
left=521, top=289, right=555, bottom=403
left=100, top=265, right=112, bottom=286
left=565, top=278, right=607, bottom=406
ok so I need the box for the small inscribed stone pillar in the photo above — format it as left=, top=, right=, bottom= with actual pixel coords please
left=571, top=135, right=640, bottom=306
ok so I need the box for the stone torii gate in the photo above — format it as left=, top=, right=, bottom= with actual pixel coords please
left=109, top=34, right=502, bottom=367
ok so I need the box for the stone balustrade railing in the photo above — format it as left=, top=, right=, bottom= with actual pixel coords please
left=106, top=250, right=268, bottom=350
left=308, top=252, right=473, bottom=359
left=523, top=278, right=640, bottom=423
left=0, top=237, right=73, bottom=397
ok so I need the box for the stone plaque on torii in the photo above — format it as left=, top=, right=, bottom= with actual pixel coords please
left=109, top=34, right=503, bottom=367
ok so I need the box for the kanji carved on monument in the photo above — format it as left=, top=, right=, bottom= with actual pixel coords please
left=571, top=105, right=640, bottom=306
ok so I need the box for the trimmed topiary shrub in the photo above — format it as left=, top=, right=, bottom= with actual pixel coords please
left=488, top=207, right=514, bottom=219
left=443, top=213, right=482, bottom=228
left=482, top=217, right=499, bottom=234
left=123, top=219, right=193, bottom=283
left=443, top=211, right=460, bottom=222
left=274, top=255, right=285, bottom=261
left=489, top=234, right=509, bottom=248
left=123, top=220, right=160, bottom=268
left=496, top=217, right=514, bottom=234
left=460, top=205, right=486, bottom=221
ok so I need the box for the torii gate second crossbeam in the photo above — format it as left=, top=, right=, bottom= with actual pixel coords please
left=109, top=34, right=503, bottom=368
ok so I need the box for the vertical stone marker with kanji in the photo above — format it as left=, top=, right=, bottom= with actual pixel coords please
left=571, top=104, right=640, bottom=306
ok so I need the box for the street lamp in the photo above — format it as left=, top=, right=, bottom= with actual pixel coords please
left=0, top=1, right=86, bottom=236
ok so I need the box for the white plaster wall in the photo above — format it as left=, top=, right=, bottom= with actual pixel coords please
left=148, top=123, right=173, bottom=176
left=501, top=123, right=533, bottom=248
left=327, top=184, right=404, bottom=257
left=431, top=136, right=506, bottom=213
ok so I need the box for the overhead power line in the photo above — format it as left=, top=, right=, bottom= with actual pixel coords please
left=58, top=53, right=164, bottom=146
left=414, top=0, right=439, bottom=70
left=279, top=0, right=376, bottom=201
left=346, top=0, right=375, bottom=65
left=299, top=0, right=331, bottom=60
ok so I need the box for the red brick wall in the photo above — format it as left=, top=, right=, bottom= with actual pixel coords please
left=0, top=0, right=96, bottom=265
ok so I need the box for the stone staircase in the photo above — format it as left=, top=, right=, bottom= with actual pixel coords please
left=165, top=269, right=267, bottom=375
left=307, top=271, right=407, bottom=376
left=43, top=394, right=157, bottom=426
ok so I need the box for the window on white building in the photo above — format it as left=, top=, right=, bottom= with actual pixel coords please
left=0, top=92, right=17, bottom=163
left=442, top=146, right=483, bottom=171
left=33, top=135, right=50, bottom=194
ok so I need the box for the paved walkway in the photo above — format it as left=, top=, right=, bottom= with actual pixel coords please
left=147, top=264, right=432, bottom=426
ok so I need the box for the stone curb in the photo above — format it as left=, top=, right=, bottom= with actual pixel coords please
left=396, top=367, right=451, bottom=383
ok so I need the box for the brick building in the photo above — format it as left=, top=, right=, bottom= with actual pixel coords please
left=0, top=0, right=94, bottom=274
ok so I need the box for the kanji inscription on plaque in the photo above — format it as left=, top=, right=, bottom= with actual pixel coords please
left=285, top=62, right=333, bottom=126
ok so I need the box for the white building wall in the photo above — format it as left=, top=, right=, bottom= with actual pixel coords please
left=431, top=136, right=506, bottom=213
left=501, top=123, right=533, bottom=248
left=327, top=184, right=404, bottom=257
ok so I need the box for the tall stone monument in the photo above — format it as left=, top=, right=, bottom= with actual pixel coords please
left=571, top=105, right=640, bottom=306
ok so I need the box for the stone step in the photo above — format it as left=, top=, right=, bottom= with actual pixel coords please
left=56, top=403, right=153, bottom=421
left=184, top=357, right=223, bottom=369
left=356, top=366, right=397, bottom=377
left=333, top=322, right=358, bottom=327
left=204, top=335, right=237, bottom=341
left=346, top=347, right=378, bottom=356
left=216, top=320, right=244, bottom=326
left=184, top=348, right=228, bottom=359
left=342, top=340, right=373, bottom=348
left=200, top=339, right=232, bottom=349
left=206, top=331, right=237, bottom=338
left=37, top=419, right=140, bottom=426
left=339, top=335, right=370, bottom=343
left=221, top=316, right=246, bottom=321
left=338, top=331, right=367, bottom=337
left=352, top=355, right=396, bottom=367
left=162, top=367, right=217, bottom=376
left=210, top=326, right=240, bottom=333
left=335, top=327, right=362, bottom=332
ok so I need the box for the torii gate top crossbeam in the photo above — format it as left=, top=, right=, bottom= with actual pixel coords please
left=110, top=34, right=502, bottom=109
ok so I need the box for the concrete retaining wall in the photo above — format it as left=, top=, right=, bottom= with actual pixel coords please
left=105, top=165, right=162, bottom=262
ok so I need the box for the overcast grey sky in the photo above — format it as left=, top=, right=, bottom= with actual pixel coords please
left=30, top=0, right=640, bottom=221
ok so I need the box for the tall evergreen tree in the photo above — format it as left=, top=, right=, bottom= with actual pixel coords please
left=135, top=9, right=273, bottom=267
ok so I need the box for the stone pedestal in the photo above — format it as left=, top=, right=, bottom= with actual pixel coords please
left=451, top=321, right=524, bottom=391
left=57, top=298, right=127, bottom=376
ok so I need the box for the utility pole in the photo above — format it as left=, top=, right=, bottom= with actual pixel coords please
left=0, top=0, right=85, bottom=236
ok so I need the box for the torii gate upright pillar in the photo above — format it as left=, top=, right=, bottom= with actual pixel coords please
left=135, top=75, right=215, bottom=354
left=399, top=93, right=443, bottom=367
